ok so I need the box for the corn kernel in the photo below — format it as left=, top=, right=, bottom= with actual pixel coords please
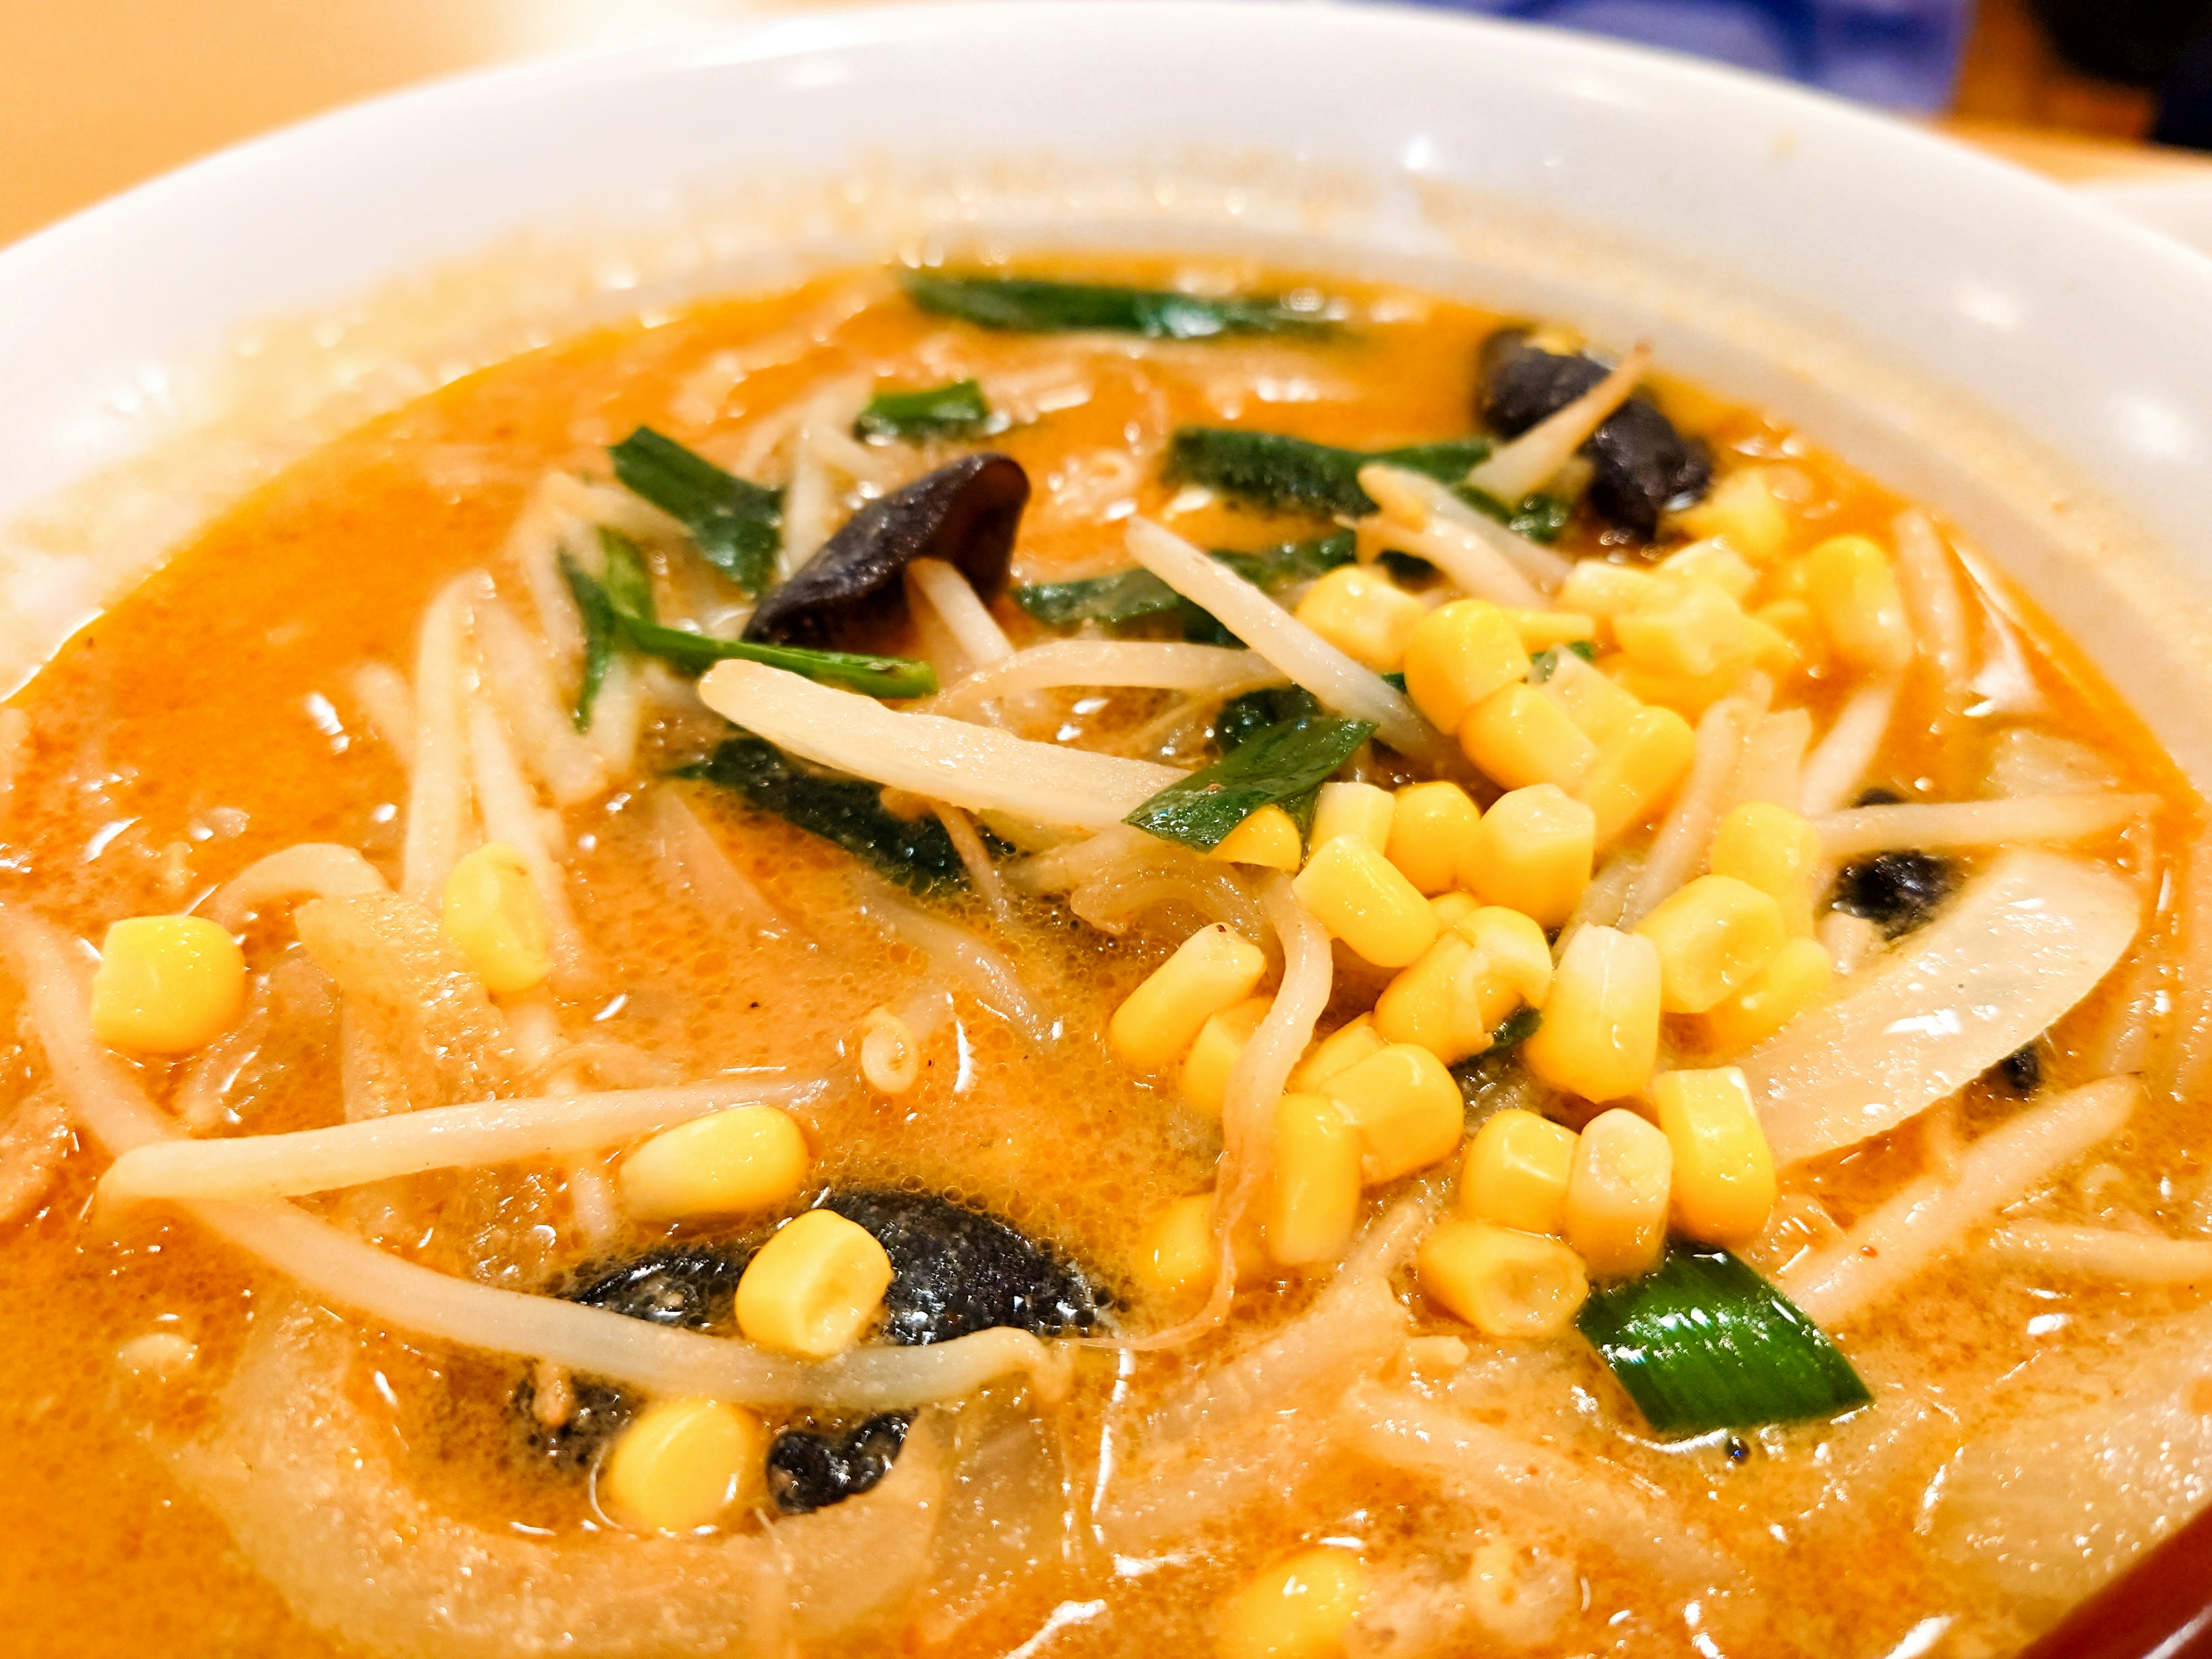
left=1291, top=835, right=1438, bottom=969
left=1310, top=781, right=1395, bottom=855
left=1182, top=997, right=1272, bottom=1117
left=1699, top=936, right=1834, bottom=1055
left=1264, top=1093, right=1363, bottom=1266
left=1565, top=1107, right=1673, bottom=1279
left=1290, top=1013, right=1385, bottom=1093
left=1675, top=468, right=1791, bottom=562
left=1319, top=1043, right=1465, bottom=1184
left=90, top=915, right=247, bottom=1054
left=1135, top=1194, right=1219, bottom=1304
left=735, top=1209, right=895, bottom=1358
left=1536, top=650, right=1644, bottom=745
left=1604, top=657, right=1749, bottom=722
left=1741, top=610, right=1802, bottom=679
left=1656, top=540, right=1760, bottom=601
left=1111, top=923, right=1268, bottom=1070
left=1402, top=600, right=1528, bottom=731
left=601, top=1397, right=767, bottom=1533
left=1752, top=598, right=1827, bottom=673
left=1210, top=804, right=1304, bottom=871
left=619, top=1105, right=810, bottom=1223
left=1459, top=683, right=1600, bottom=792
left=1217, top=1546, right=1369, bottom=1659
left=1429, top=891, right=1480, bottom=928
left=1374, top=933, right=1480, bottom=1062
left=1458, top=1109, right=1578, bottom=1234
left=858, top=1007, right=925, bottom=1094
left=1635, top=874, right=1787, bottom=1014
left=1463, top=785, right=1594, bottom=930
left=1578, top=704, right=1696, bottom=846
left=1503, top=609, right=1600, bottom=653
left=1453, top=906, right=1554, bottom=1012
left=1293, top=566, right=1427, bottom=671
left=1418, top=1218, right=1588, bottom=1339
left=1799, top=534, right=1911, bottom=673
left=1709, top=801, right=1822, bottom=935
left=1556, top=560, right=1659, bottom=632
left=1615, top=581, right=1753, bottom=680
left=1521, top=926, right=1660, bottom=1103
left=1650, top=1068, right=1777, bottom=1245
left=441, top=842, right=552, bottom=995
left=1385, top=781, right=1482, bottom=896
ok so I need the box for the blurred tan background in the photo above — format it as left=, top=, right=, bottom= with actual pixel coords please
left=0, top=0, right=2201, bottom=248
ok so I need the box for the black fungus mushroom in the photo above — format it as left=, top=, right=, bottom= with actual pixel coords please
left=820, top=1189, right=1109, bottom=1346
left=766, top=1412, right=914, bottom=1514
left=1995, top=1043, right=2044, bottom=1096
left=742, top=453, right=1028, bottom=648
left=1476, top=328, right=1711, bottom=539
left=1833, top=850, right=1956, bottom=938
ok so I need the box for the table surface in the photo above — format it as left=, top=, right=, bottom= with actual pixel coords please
left=3, top=0, right=2210, bottom=252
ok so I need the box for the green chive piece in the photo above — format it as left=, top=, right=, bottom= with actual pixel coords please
left=901, top=272, right=1335, bottom=339
left=1577, top=1246, right=1873, bottom=1435
left=598, top=527, right=658, bottom=626
left=1457, top=484, right=1574, bottom=545
left=1488, top=1006, right=1541, bottom=1052
left=1011, top=532, right=1355, bottom=632
left=608, top=426, right=783, bottom=594
left=1125, top=712, right=1374, bottom=853
left=681, top=737, right=967, bottom=892
left=853, top=378, right=996, bottom=442
left=1214, top=687, right=1321, bottom=755
left=1167, top=429, right=1493, bottom=518
left=558, top=551, right=615, bottom=732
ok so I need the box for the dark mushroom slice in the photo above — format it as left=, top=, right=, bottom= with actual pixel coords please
left=1476, top=327, right=1711, bottom=539
left=742, top=453, right=1029, bottom=649
left=1995, top=1042, right=2044, bottom=1096
left=819, top=1189, right=1109, bottom=1346
left=766, top=1412, right=915, bottom=1514
left=1832, top=849, right=1957, bottom=939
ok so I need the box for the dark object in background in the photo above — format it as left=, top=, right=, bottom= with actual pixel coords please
left=767, top=1414, right=914, bottom=1513
left=1833, top=850, right=1956, bottom=937
left=2031, top=0, right=2212, bottom=152
left=2153, top=29, right=2212, bottom=148
left=1476, top=329, right=1710, bottom=539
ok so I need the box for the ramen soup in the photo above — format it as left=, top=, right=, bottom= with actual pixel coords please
left=2, top=259, right=2207, bottom=1659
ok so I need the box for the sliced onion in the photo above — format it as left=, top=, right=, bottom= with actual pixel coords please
left=1357, top=464, right=1568, bottom=597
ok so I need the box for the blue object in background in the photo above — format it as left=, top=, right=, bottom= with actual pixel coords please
left=1395, top=0, right=1975, bottom=112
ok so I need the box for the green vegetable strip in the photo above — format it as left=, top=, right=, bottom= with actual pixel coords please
left=901, top=272, right=1334, bottom=340
left=681, top=737, right=967, bottom=892
left=1125, top=712, right=1375, bottom=853
left=1577, top=1247, right=1873, bottom=1435
left=853, top=378, right=994, bottom=442
left=1167, top=429, right=1493, bottom=518
left=598, top=527, right=658, bottom=625
left=1457, top=484, right=1574, bottom=545
left=558, top=552, right=616, bottom=732
left=608, top=426, right=784, bottom=594
left=563, top=554, right=937, bottom=700
left=1214, top=688, right=1320, bottom=755
left=1488, top=1007, right=1541, bottom=1053
left=1011, top=532, right=1356, bottom=630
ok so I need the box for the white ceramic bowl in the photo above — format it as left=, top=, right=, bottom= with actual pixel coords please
left=4, top=0, right=2211, bottom=768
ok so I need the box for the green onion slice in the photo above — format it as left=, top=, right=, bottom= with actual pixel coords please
left=1124, top=711, right=1374, bottom=853
left=681, top=737, right=967, bottom=892
left=901, top=272, right=1335, bottom=339
left=1577, top=1246, right=1873, bottom=1435
left=559, top=552, right=616, bottom=732
left=608, top=426, right=783, bottom=594
left=1167, top=428, right=1491, bottom=518
left=1011, top=532, right=1354, bottom=631
left=853, top=378, right=997, bottom=442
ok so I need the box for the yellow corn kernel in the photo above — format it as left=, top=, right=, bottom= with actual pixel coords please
left=1752, top=597, right=1827, bottom=674
left=1210, top=804, right=1304, bottom=871
left=1293, top=565, right=1427, bottom=672
left=1709, top=800, right=1822, bottom=936
left=1135, top=1194, right=1219, bottom=1304
left=1310, top=781, right=1396, bottom=855
left=1503, top=608, right=1600, bottom=653
left=1458, top=1109, right=1578, bottom=1234
left=1698, top=936, right=1834, bottom=1055
left=1577, top=704, right=1696, bottom=846
left=857, top=1006, right=923, bottom=1094
left=1217, top=1546, right=1369, bottom=1659
left=1459, top=683, right=1601, bottom=792
left=1656, top=539, right=1760, bottom=601
left=1386, top=781, right=1483, bottom=896
left=89, top=915, right=247, bottom=1054
left=1536, top=650, right=1645, bottom=746
left=1521, top=926, right=1660, bottom=1103
left=1429, top=891, right=1480, bottom=928
left=1264, top=1093, right=1363, bottom=1267
left=441, top=842, right=552, bottom=995
left=1555, top=560, right=1660, bottom=632
left=1650, top=1068, right=1777, bottom=1245
left=1402, top=599, right=1529, bottom=732
left=1320, top=1042, right=1465, bottom=1184
left=1604, top=657, right=1749, bottom=722
left=1111, top=923, right=1268, bottom=1070
left=1799, top=533, right=1912, bottom=673
left=1453, top=906, right=1554, bottom=1013
left=734, top=1209, right=895, bottom=1358
left=1614, top=580, right=1752, bottom=680
left=1181, top=997, right=1273, bottom=1117
left=1291, top=835, right=1438, bottom=969
left=1418, top=1218, right=1588, bottom=1339
left=1290, top=1013, right=1385, bottom=1093
left=1462, top=784, right=1594, bottom=930
left=1565, top=1107, right=1674, bottom=1280
left=1374, top=932, right=1480, bottom=1062
left=1675, top=467, right=1791, bottom=562
left=1635, top=874, right=1787, bottom=1014
left=619, top=1105, right=810, bottom=1223
left=601, top=1397, right=766, bottom=1533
